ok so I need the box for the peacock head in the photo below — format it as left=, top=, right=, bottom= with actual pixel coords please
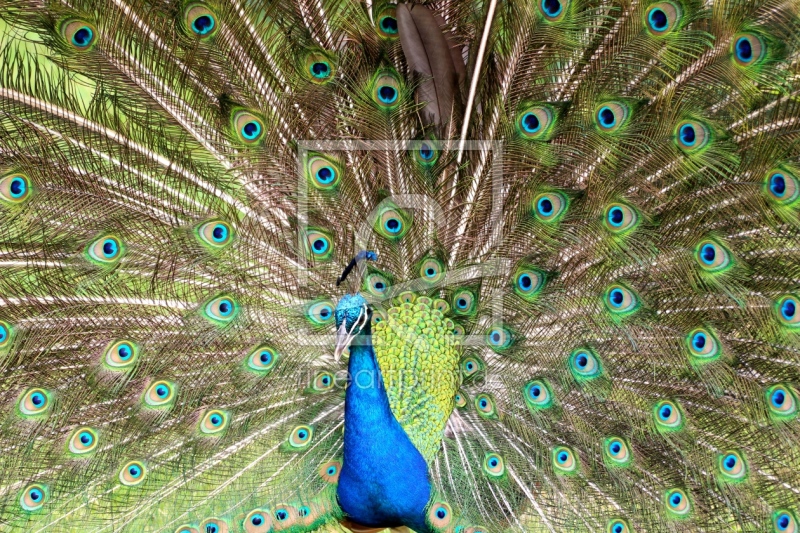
left=334, top=293, right=371, bottom=362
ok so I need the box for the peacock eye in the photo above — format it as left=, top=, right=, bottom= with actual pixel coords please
left=0, top=320, right=12, bottom=350
left=68, top=427, right=99, bottom=455
left=20, top=483, right=48, bottom=511
left=0, top=173, right=32, bottom=204
left=376, top=8, right=398, bottom=38
left=524, top=379, right=554, bottom=409
left=232, top=111, right=265, bottom=144
left=604, top=437, right=632, bottom=466
left=695, top=239, right=732, bottom=273
left=569, top=348, right=601, bottom=380
left=486, top=324, right=513, bottom=352
left=311, top=371, right=335, bottom=392
left=202, top=295, right=239, bottom=324
left=119, top=460, right=147, bottom=486
left=533, top=191, right=567, bottom=222
left=199, top=518, right=228, bottom=533
left=764, top=169, right=800, bottom=205
left=419, top=258, right=444, bottom=284
left=18, top=388, right=52, bottom=417
left=305, top=300, right=335, bottom=327
left=197, top=220, right=234, bottom=249
left=305, top=52, right=335, bottom=82
left=319, top=460, right=341, bottom=483
left=184, top=4, right=218, bottom=37
left=604, top=284, right=639, bottom=315
left=675, top=120, right=710, bottom=152
left=773, top=510, right=797, bottom=533
left=653, top=399, right=684, bottom=431
left=143, top=380, right=177, bottom=409
left=287, top=425, right=314, bottom=450
left=645, top=2, right=681, bottom=35
left=604, top=203, right=639, bottom=233
left=513, top=268, right=545, bottom=300
left=375, top=206, right=410, bottom=239
left=104, top=340, right=139, bottom=370
left=606, top=519, right=631, bottom=533
left=304, top=229, right=334, bottom=260
left=427, top=501, right=453, bottom=527
left=307, top=155, right=340, bottom=190
left=86, top=235, right=124, bottom=265
left=474, top=393, right=497, bottom=418
left=451, top=289, right=477, bottom=316
left=246, top=345, right=279, bottom=374
left=664, top=488, right=691, bottom=517
left=199, top=409, right=229, bottom=435
left=732, top=33, right=766, bottom=67
left=372, top=73, right=401, bottom=108
left=775, top=295, right=800, bottom=328
left=765, top=383, right=797, bottom=420
left=717, top=450, right=747, bottom=482
left=539, top=0, right=568, bottom=21
left=461, top=356, right=483, bottom=377
left=365, top=273, right=390, bottom=296
left=518, top=105, right=555, bottom=139
left=686, top=327, right=721, bottom=362
left=62, top=20, right=97, bottom=50
left=413, top=139, right=439, bottom=165
left=552, top=446, right=578, bottom=474
left=594, top=102, right=629, bottom=132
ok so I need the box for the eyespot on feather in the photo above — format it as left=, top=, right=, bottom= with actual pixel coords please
left=61, top=19, right=97, bottom=50
left=20, top=483, right=48, bottom=511
left=0, top=173, right=32, bottom=204
left=119, top=460, right=147, bottom=486
left=184, top=4, right=218, bottom=38
left=199, top=409, right=229, bottom=436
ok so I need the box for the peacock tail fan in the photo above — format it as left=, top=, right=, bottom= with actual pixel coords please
left=0, top=0, right=798, bottom=531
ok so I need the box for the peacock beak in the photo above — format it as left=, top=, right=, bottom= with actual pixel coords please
left=333, top=303, right=369, bottom=363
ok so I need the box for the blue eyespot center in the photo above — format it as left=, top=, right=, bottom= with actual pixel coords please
left=576, top=354, right=588, bottom=368
left=210, top=414, right=222, bottom=426
left=538, top=197, right=553, bottom=215
left=771, top=174, right=787, bottom=196
left=118, top=345, right=131, bottom=360
left=782, top=299, right=796, bottom=319
left=680, top=124, right=696, bottom=145
left=426, top=268, right=436, bottom=277
left=316, top=166, right=334, bottom=184
left=649, top=8, right=667, bottom=30
left=30, top=488, right=42, bottom=501
left=610, top=442, right=621, bottom=454
left=311, top=62, right=330, bottom=78
left=327, top=466, right=336, bottom=475
left=79, top=432, right=93, bottom=445
left=298, top=429, right=308, bottom=439
left=31, top=393, right=44, bottom=406
left=219, top=300, right=232, bottom=315
left=491, top=331, right=501, bottom=343
left=660, top=406, right=672, bottom=419
left=129, top=465, right=140, bottom=476
left=610, top=289, right=624, bottom=306
left=466, top=362, right=475, bottom=371
left=457, top=298, right=467, bottom=308
left=670, top=494, right=682, bottom=506
left=212, top=224, right=227, bottom=242
left=436, top=507, right=447, bottom=519
left=778, top=514, right=790, bottom=529
left=258, top=351, right=272, bottom=364
left=772, top=390, right=786, bottom=407
left=522, top=113, right=540, bottom=132
left=72, top=27, right=93, bottom=47
left=599, top=107, right=615, bottom=127
left=251, top=515, right=263, bottom=526
left=207, top=525, right=218, bottom=533
left=192, top=15, right=214, bottom=35
left=736, top=37, right=752, bottom=61
left=542, top=0, right=563, bottom=17
left=378, top=86, right=398, bottom=104
left=723, top=455, right=737, bottom=470
left=10, top=177, right=26, bottom=197
left=102, top=239, right=118, bottom=258
left=531, top=385, right=541, bottom=398
left=701, top=244, right=716, bottom=264
left=380, top=16, right=398, bottom=34
left=479, top=399, right=488, bottom=408
left=519, top=274, right=533, bottom=289
left=384, top=218, right=401, bottom=233
left=420, top=143, right=434, bottom=160
left=156, top=385, right=168, bottom=398
left=693, top=333, right=706, bottom=350
left=558, top=451, right=568, bottom=463
left=609, top=207, right=623, bottom=226
left=242, top=121, right=261, bottom=139
left=613, top=525, right=624, bottom=533
left=276, top=509, right=288, bottom=520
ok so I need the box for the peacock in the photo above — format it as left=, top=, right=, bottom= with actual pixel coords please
left=1, top=0, right=800, bottom=530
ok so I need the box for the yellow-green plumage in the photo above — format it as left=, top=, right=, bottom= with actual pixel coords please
left=373, top=293, right=461, bottom=462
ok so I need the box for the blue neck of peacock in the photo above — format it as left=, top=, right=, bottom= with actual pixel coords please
left=338, top=321, right=432, bottom=531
